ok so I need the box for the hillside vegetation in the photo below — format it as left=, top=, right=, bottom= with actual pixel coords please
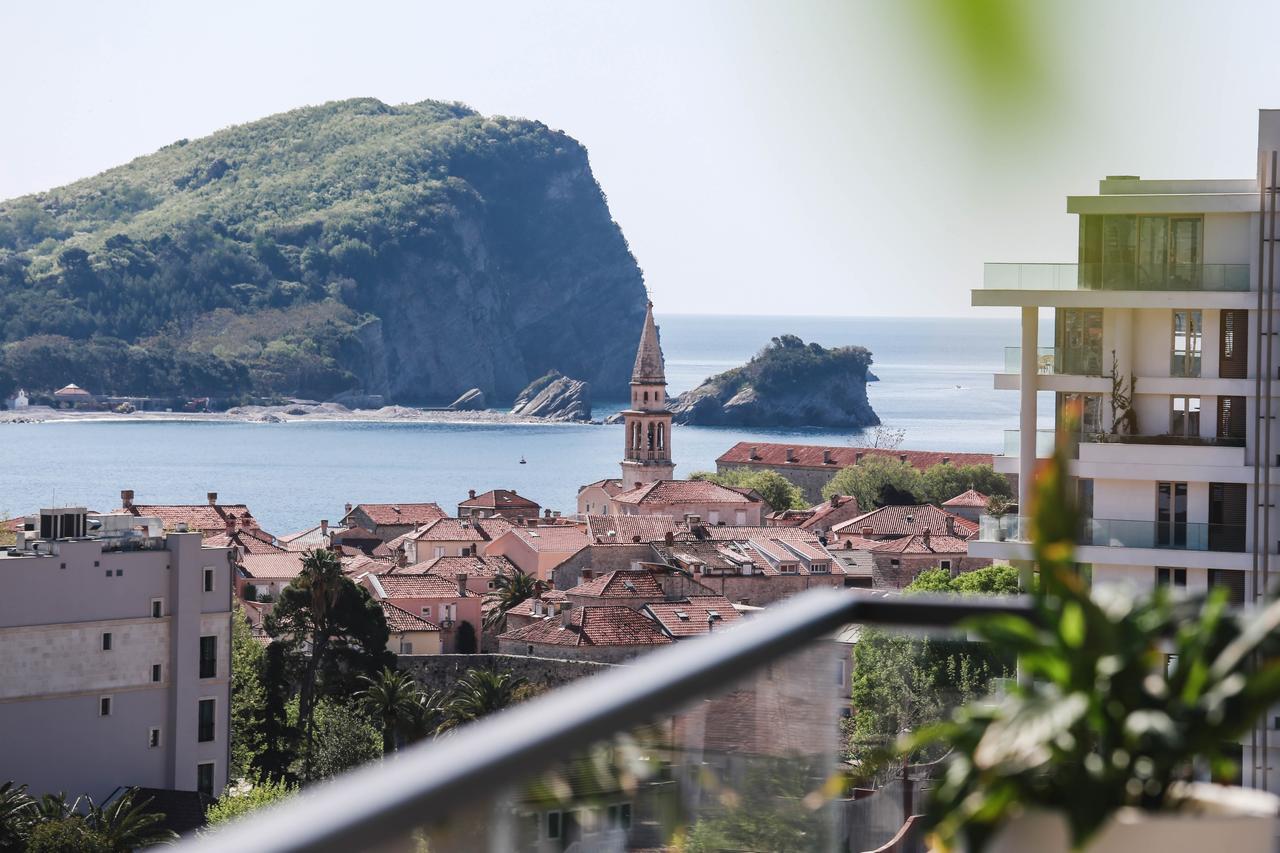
left=0, top=98, right=647, bottom=401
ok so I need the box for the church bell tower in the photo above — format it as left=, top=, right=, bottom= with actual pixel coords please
left=621, top=302, right=675, bottom=487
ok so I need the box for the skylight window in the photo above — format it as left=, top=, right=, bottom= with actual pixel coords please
left=675, top=610, right=689, bottom=620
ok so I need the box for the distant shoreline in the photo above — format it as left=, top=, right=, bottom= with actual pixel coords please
left=0, top=404, right=602, bottom=428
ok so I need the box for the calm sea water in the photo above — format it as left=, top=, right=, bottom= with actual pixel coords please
left=0, top=315, right=1052, bottom=533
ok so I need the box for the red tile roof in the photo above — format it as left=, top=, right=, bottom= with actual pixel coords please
left=697, top=525, right=821, bottom=542
left=583, top=514, right=688, bottom=544
left=578, top=478, right=624, bottom=495
left=407, top=517, right=510, bottom=543
left=419, top=554, right=516, bottom=578
left=942, top=489, right=989, bottom=508
left=500, top=606, right=672, bottom=648
left=278, top=524, right=343, bottom=552
left=716, top=441, right=992, bottom=471
left=871, top=533, right=972, bottom=555
left=645, top=596, right=742, bottom=637
left=613, top=480, right=759, bottom=506
left=458, top=489, right=540, bottom=510
left=799, top=495, right=862, bottom=529
left=568, top=569, right=665, bottom=599
left=347, top=503, right=447, bottom=526
left=240, top=553, right=305, bottom=580
left=507, top=589, right=568, bottom=618
left=370, top=574, right=474, bottom=599
left=118, top=503, right=260, bottom=536
left=832, top=505, right=978, bottom=539
left=504, top=525, right=591, bottom=553
left=206, top=527, right=285, bottom=556
left=381, top=601, right=441, bottom=632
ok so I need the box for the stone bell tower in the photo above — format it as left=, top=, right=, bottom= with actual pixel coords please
left=620, top=302, right=675, bottom=487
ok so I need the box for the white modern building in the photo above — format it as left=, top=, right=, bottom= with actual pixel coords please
left=971, top=109, right=1280, bottom=791
left=0, top=508, right=235, bottom=801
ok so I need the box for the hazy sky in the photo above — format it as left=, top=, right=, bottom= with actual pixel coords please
left=0, top=1, right=1276, bottom=316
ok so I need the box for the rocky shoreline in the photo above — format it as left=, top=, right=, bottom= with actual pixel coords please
left=0, top=403, right=601, bottom=427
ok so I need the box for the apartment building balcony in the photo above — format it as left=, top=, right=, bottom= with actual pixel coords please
left=975, top=263, right=1255, bottom=310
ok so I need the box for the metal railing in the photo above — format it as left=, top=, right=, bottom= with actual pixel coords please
left=180, top=590, right=1032, bottom=853
left=983, top=262, right=1250, bottom=292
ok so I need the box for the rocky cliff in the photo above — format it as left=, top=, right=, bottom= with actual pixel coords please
left=0, top=98, right=647, bottom=403
left=670, top=335, right=879, bottom=428
left=510, top=372, right=592, bottom=421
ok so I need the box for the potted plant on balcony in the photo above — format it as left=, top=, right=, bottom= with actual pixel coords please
left=905, top=411, right=1280, bottom=852
left=985, top=495, right=1012, bottom=542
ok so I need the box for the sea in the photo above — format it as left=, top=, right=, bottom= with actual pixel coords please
left=0, top=315, right=1054, bottom=534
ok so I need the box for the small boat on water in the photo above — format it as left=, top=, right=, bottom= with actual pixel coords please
left=519, top=456, right=527, bottom=464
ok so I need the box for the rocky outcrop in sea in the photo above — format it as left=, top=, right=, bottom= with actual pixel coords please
left=510, top=372, right=592, bottom=421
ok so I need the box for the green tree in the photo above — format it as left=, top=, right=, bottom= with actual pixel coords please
left=902, top=567, right=953, bottom=593
left=85, top=788, right=178, bottom=851
left=483, top=568, right=540, bottom=633
left=251, top=641, right=298, bottom=785
left=690, top=469, right=807, bottom=512
left=903, top=564, right=1020, bottom=596
left=454, top=620, right=477, bottom=654
left=440, top=668, right=527, bottom=732
left=919, top=462, right=1012, bottom=506
left=26, top=817, right=111, bottom=853
left=204, top=780, right=295, bottom=827
left=301, top=700, right=381, bottom=781
left=229, top=603, right=265, bottom=781
left=356, top=667, right=423, bottom=755
left=684, top=759, right=829, bottom=853
left=0, top=781, right=37, bottom=849
left=821, top=455, right=925, bottom=508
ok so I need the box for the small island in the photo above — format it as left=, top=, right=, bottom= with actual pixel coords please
left=669, top=334, right=879, bottom=428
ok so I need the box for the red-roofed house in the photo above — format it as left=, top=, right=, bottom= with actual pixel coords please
left=716, top=441, right=995, bottom=503
left=457, top=489, right=541, bottom=522
left=413, top=554, right=518, bottom=594
left=643, top=595, right=742, bottom=638
left=941, top=489, right=989, bottom=523
left=380, top=602, right=442, bottom=655
left=582, top=514, right=688, bottom=545
left=116, top=489, right=263, bottom=538
left=497, top=604, right=672, bottom=662
left=362, top=572, right=481, bottom=652
left=397, top=517, right=512, bottom=565
left=565, top=569, right=665, bottom=611
left=830, top=504, right=978, bottom=542
left=341, top=503, right=448, bottom=542
left=576, top=478, right=625, bottom=517
left=867, top=531, right=985, bottom=589
left=237, top=552, right=305, bottom=600
left=485, top=524, right=590, bottom=581
left=766, top=495, right=862, bottom=536
left=610, top=480, right=764, bottom=526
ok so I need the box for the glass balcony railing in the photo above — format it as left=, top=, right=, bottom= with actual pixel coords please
left=1084, top=432, right=1245, bottom=449
left=1002, top=346, right=1106, bottom=376
left=1002, top=429, right=1056, bottom=458
left=181, top=591, right=1033, bottom=853
left=1170, top=353, right=1203, bottom=378
left=984, top=262, right=1251, bottom=292
left=977, top=515, right=1247, bottom=553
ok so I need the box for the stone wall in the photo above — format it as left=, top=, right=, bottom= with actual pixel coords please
left=871, top=554, right=993, bottom=589
left=397, top=653, right=616, bottom=692
left=551, top=543, right=658, bottom=589
left=679, top=572, right=846, bottom=607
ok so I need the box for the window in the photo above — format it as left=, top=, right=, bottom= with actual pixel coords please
left=1221, top=310, right=1249, bottom=379
left=433, top=546, right=445, bottom=559
left=1155, top=567, right=1187, bottom=588
left=399, top=641, right=413, bottom=654
left=149, top=728, right=161, bottom=748
left=99, top=697, right=112, bottom=717
left=151, top=598, right=163, bottom=618
left=197, top=763, right=215, bottom=797
left=1170, top=396, right=1201, bottom=437
left=1079, top=214, right=1201, bottom=290
left=708, top=510, right=720, bottom=525
left=546, top=811, right=562, bottom=840
left=198, top=699, right=215, bottom=742
left=735, top=509, right=747, bottom=525
left=1171, top=310, right=1203, bottom=377
left=889, top=558, right=901, bottom=567
left=101, top=632, right=113, bottom=651
left=1056, top=392, right=1104, bottom=436
left=939, top=560, right=953, bottom=571
left=203, top=567, right=215, bottom=593
left=199, top=636, right=217, bottom=679
left=1208, top=569, right=1247, bottom=607
left=1218, top=396, right=1246, bottom=440
left=811, top=562, right=830, bottom=574
left=152, top=664, right=162, bottom=683
left=421, top=606, right=431, bottom=618
left=607, top=803, right=632, bottom=830
left=1055, top=310, right=1104, bottom=375
left=1156, top=482, right=1188, bottom=547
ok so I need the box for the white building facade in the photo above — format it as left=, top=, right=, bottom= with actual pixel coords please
left=971, top=109, right=1280, bottom=792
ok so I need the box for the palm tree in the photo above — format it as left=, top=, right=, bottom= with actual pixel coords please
left=356, top=667, right=423, bottom=755
left=441, top=668, right=528, bottom=731
left=483, top=568, right=541, bottom=633
left=0, top=781, right=37, bottom=850
left=295, top=547, right=345, bottom=779
left=85, top=789, right=177, bottom=851
left=403, top=688, right=448, bottom=745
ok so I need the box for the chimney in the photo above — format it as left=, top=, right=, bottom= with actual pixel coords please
left=707, top=614, right=715, bottom=633
left=582, top=569, right=594, bottom=581
left=861, top=526, right=874, bottom=537
left=664, top=531, right=675, bottom=546
left=831, top=495, right=842, bottom=508
left=468, top=489, right=476, bottom=499
left=320, top=519, right=328, bottom=536
left=527, top=517, right=539, bottom=528
left=544, top=508, right=552, bottom=519
left=922, top=527, right=931, bottom=547
left=207, top=492, right=218, bottom=506
left=785, top=447, right=795, bottom=462
left=456, top=572, right=468, bottom=597
left=749, top=445, right=760, bottom=460
left=822, top=449, right=832, bottom=464
left=225, top=516, right=235, bottom=535
left=120, top=489, right=134, bottom=509
left=945, top=515, right=955, bottom=536
left=560, top=601, right=573, bottom=627
left=396, top=549, right=407, bottom=569
left=634, top=482, right=642, bottom=489
left=344, top=502, right=353, bottom=515
left=855, top=452, right=865, bottom=463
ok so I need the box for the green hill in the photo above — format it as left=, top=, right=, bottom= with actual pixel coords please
left=0, top=98, right=647, bottom=403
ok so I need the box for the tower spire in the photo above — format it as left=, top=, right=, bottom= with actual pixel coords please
left=631, top=301, right=666, bottom=385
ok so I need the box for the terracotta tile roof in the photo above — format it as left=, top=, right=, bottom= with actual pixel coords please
left=716, top=441, right=992, bottom=472
left=507, top=589, right=568, bottom=618
left=661, top=540, right=761, bottom=573
left=458, top=489, right=540, bottom=510
left=645, top=595, right=742, bottom=637
left=347, top=503, right=447, bottom=526
left=343, top=553, right=394, bottom=576
left=278, top=524, right=343, bottom=551
left=613, top=480, right=759, bottom=506
left=500, top=605, right=672, bottom=647
left=418, top=554, right=515, bottom=578
left=871, top=533, right=971, bottom=555
left=407, top=517, right=510, bottom=543
left=831, top=550, right=875, bottom=578
left=583, top=514, right=688, bottom=544
left=568, top=569, right=665, bottom=599
left=798, top=495, right=862, bottom=529
left=206, top=527, right=285, bottom=555
left=118, top=503, right=260, bottom=536
left=506, top=525, right=591, bottom=552
left=240, top=552, right=305, bottom=580
left=697, top=525, right=821, bottom=542
left=832, top=504, right=977, bottom=539
left=381, top=601, right=441, bottom=632
left=942, top=489, right=989, bottom=508
left=578, top=478, right=624, bottom=494
left=370, top=574, right=474, bottom=599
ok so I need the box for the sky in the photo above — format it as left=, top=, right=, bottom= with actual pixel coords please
left=0, top=1, right=1276, bottom=316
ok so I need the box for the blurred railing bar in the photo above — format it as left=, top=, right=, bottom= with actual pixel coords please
left=178, top=589, right=1033, bottom=853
